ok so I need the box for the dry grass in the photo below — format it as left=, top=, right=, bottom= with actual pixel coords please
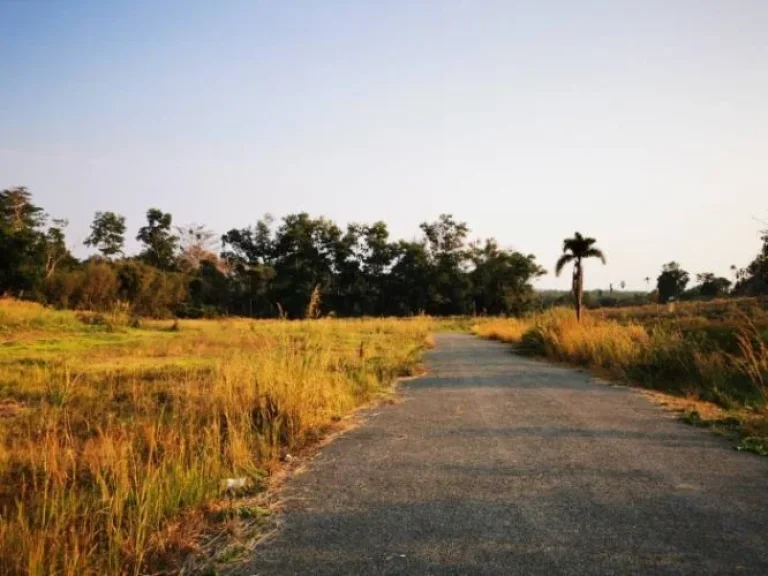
left=473, top=301, right=768, bottom=454
left=0, top=300, right=435, bottom=575
left=474, top=308, right=650, bottom=372
left=471, top=316, right=530, bottom=344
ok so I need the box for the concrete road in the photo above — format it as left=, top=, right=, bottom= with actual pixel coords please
left=242, top=333, right=768, bottom=575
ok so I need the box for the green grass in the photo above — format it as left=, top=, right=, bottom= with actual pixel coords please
left=0, top=300, right=436, bottom=575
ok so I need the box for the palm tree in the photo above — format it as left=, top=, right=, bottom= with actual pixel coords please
left=555, top=232, right=606, bottom=321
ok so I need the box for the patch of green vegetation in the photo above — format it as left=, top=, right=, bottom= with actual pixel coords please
left=216, top=545, right=247, bottom=564
left=678, top=410, right=741, bottom=432
left=210, top=504, right=271, bottom=523
left=677, top=409, right=768, bottom=456
left=737, top=437, right=768, bottom=456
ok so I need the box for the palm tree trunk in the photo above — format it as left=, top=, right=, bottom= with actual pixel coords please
left=572, top=259, right=583, bottom=321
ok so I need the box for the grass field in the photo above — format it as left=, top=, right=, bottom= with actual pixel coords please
left=3, top=296, right=767, bottom=574
left=0, top=299, right=434, bottom=575
left=473, top=299, right=768, bottom=455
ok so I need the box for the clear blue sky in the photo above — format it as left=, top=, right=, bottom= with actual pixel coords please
left=1, top=0, right=766, bottom=289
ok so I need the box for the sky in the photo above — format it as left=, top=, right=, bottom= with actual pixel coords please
left=1, top=0, right=766, bottom=290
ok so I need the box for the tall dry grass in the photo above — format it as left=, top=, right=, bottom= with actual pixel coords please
left=0, top=301, right=433, bottom=575
left=733, top=317, right=768, bottom=404
left=474, top=304, right=768, bottom=408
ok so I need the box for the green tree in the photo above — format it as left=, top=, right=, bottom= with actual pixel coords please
left=183, top=260, right=231, bottom=317
left=268, top=213, right=342, bottom=318
left=221, top=215, right=276, bottom=317
left=555, top=232, right=606, bottom=321
left=137, top=208, right=177, bottom=270
left=115, top=260, right=187, bottom=317
left=327, top=221, right=398, bottom=316
left=387, top=240, right=432, bottom=315
left=470, top=239, right=545, bottom=315
left=84, top=211, right=126, bottom=258
left=734, top=230, right=768, bottom=295
left=420, top=214, right=471, bottom=315
left=359, top=222, right=396, bottom=315
left=325, top=223, right=364, bottom=316
left=695, top=272, right=731, bottom=298
left=656, top=262, right=689, bottom=303
left=0, top=187, right=47, bottom=296
left=43, top=219, right=73, bottom=280
left=224, top=213, right=345, bottom=318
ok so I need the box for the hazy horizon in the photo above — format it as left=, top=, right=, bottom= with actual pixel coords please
left=2, top=1, right=766, bottom=290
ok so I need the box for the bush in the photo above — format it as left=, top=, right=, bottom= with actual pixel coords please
left=45, top=261, right=119, bottom=311
left=45, top=259, right=189, bottom=318
left=116, top=260, right=187, bottom=317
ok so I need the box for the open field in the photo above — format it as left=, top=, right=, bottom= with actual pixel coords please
left=0, top=299, right=434, bottom=575
left=3, top=296, right=768, bottom=574
left=473, top=299, right=768, bottom=454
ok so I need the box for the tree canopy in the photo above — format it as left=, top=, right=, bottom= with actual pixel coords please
left=137, top=208, right=177, bottom=270
left=734, top=230, right=768, bottom=296
left=2, top=188, right=548, bottom=318
left=4, top=187, right=764, bottom=319
left=85, top=211, right=126, bottom=258
left=656, top=262, right=690, bottom=303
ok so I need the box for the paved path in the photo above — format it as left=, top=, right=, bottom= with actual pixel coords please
left=243, top=334, right=768, bottom=575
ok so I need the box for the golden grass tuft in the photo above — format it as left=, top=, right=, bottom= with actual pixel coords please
left=472, top=317, right=530, bottom=344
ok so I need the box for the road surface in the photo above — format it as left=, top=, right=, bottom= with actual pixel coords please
left=242, top=333, right=768, bottom=575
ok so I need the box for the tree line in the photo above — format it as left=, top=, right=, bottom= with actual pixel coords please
left=0, top=187, right=547, bottom=318
left=544, top=238, right=767, bottom=310
left=2, top=187, right=766, bottom=319
left=652, top=255, right=768, bottom=304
